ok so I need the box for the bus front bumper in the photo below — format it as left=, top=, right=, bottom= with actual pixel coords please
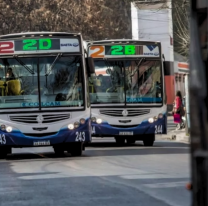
left=91, top=116, right=167, bottom=137
left=0, top=120, right=91, bottom=147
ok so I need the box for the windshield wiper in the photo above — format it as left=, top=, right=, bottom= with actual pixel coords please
left=130, top=58, right=145, bottom=77
left=13, top=55, right=35, bottom=74
left=103, top=59, right=112, bottom=72
left=45, top=53, right=62, bottom=76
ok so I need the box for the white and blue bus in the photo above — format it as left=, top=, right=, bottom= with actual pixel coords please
left=86, top=39, right=167, bottom=146
left=0, top=32, right=94, bottom=158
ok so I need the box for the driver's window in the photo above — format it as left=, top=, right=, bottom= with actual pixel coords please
left=6, top=58, right=38, bottom=96
left=0, top=58, right=39, bottom=109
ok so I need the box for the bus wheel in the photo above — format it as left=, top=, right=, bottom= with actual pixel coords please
left=0, top=147, right=9, bottom=159
left=115, top=137, right=125, bottom=145
left=143, top=135, right=155, bottom=146
left=69, top=142, right=83, bottom=157
left=53, top=146, right=65, bottom=156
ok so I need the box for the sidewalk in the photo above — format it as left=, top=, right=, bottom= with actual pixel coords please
left=165, top=113, right=190, bottom=143
left=158, top=129, right=190, bottom=144
left=168, top=128, right=190, bottom=143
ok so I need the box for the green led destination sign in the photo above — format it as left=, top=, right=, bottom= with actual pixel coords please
left=0, top=38, right=80, bottom=55
left=15, top=39, right=60, bottom=51
left=89, top=44, right=160, bottom=58
left=105, top=45, right=137, bottom=55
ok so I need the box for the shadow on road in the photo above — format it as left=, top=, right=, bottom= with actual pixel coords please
left=4, top=152, right=72, bottom=161
left=0, top=140, right=189, bottom=162
left=88, top=140, right=188, bottom=148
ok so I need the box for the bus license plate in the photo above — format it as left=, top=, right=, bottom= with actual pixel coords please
left=33, top=140, right=50, bottom=146
left=119, top=132, right=133, bottom=135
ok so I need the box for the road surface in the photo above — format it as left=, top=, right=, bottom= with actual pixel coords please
left=0, top=136, right=190, bottom=206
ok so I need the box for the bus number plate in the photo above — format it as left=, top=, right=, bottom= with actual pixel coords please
left=33, top=140, right=50, bottom=146
left=119, top=131, right=133, bottom=135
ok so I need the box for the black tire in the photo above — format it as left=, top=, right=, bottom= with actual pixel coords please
left=53, top=146, right=65, bottom=156
left=126, top=139, right=136, bottom=144
left=0, top=147, right=9, bottom=159
left=115, top=137, right=125, bottom=145
left=143, top=134, right=155, bottom=146
left=69, top=142, right=83, bottom=157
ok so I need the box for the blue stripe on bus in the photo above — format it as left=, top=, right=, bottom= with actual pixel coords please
left=126, top=97, right=162, bottom=103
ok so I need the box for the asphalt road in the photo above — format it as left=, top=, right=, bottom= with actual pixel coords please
left=0, top=136, right=190, bottom=206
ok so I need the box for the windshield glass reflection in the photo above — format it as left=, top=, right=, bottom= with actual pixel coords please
left=0, top=56, right=84, bottom=109
left=89, top=60, right=125, bottom=103
left=125, top=60, right=162, bottom=104
left=89, top=59, right=162, bottom=104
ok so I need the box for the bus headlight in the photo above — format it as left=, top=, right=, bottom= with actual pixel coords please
left=68, top=124, right=74, bottom=130
left=91, top=117, right=96, bottom=122
left=80, top=118, right=86, bottom=124
left=74, top=122, right=80, bottom=128
left=6, top=126, right=13, bottom=133
left=148, top=118, right=154, bottom=123
left=158, top=113, right=163, bottom=118
left=96, top=118, right=102, bottom=124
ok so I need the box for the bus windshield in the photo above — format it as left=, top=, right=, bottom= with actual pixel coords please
left=89, top=60, right=125, bottom=104
left=0, top=56, right=84, bottom=109
left=125, top=60, right=162, bottom=104
left=89, top=59, right=162, bottom=104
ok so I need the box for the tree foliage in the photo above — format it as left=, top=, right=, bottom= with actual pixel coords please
left=131, top=0, right=189, bottom=58
left=172, top=0, right=190, bottom=58
left=0, top=0, right=189, bottom=57
left=0, top=0, right=132, bottom=40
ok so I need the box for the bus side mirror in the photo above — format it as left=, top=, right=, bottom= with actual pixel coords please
left=86, top=57, right=95, bottom=74
left=163, top=61, right=170, bottom=75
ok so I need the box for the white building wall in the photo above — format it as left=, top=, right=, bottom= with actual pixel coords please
left=131, top=2, right=139, bottom=40
left=131, top=2, right=174, bottom=64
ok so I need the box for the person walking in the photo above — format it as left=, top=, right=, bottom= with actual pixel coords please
left=173, top=90, right=184, bottom=129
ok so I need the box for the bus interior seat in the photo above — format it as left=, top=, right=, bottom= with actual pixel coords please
left=6, top=80, right=24, bottom=96
left=0, top=80, right=6, bottom=96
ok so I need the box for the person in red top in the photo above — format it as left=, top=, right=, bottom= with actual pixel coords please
left=174, top=90, right=183, bottom=113
left=172, top=90, right=184, bottom=129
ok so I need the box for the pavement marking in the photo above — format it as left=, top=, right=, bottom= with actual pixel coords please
left=143, top=181, right=188, bottom=188
left=120, top=174, right=188, bottom=180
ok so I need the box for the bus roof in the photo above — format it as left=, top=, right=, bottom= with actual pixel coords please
left=87, top=39, right=161, bottom=45
left=0, top=32, right=81, bottom=40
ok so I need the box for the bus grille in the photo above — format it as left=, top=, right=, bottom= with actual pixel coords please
left=23, top=132, right=58, bottom=137
left=110, top=124, right=139, bottom=128
left=99, top=109, right=150, bottom=117
left=9, top=113, right=70, bottom=124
